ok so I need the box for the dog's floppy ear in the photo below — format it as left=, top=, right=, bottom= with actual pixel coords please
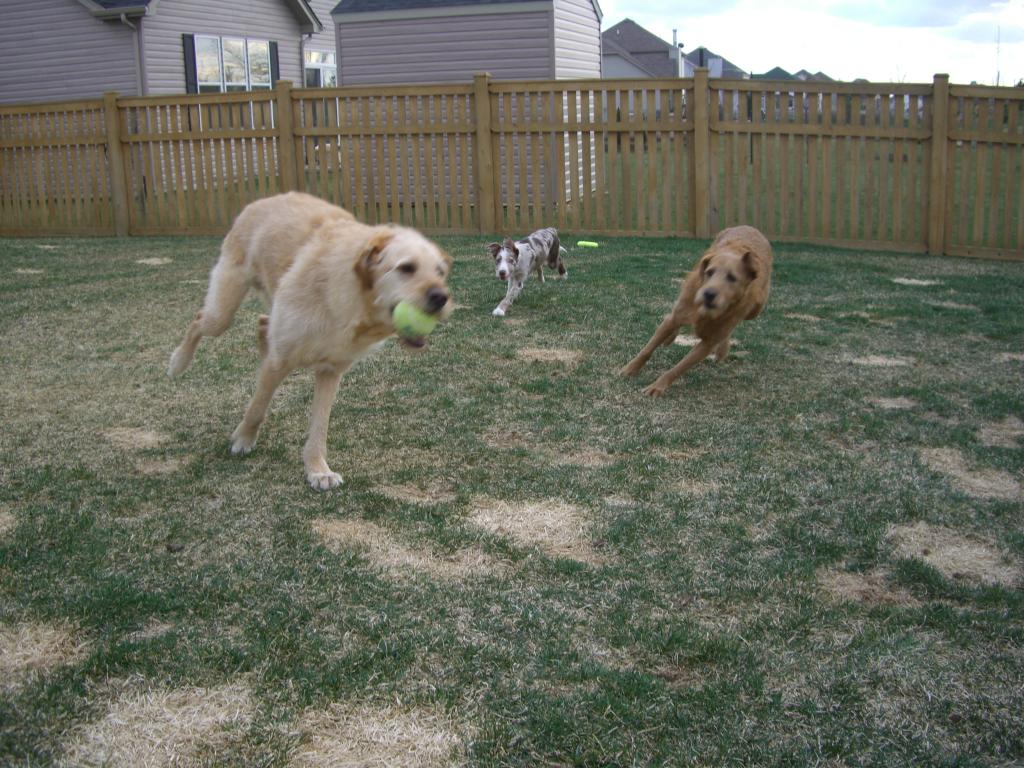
left=698, top=254, right=712, bottom=278
left=503, top=237, right=518, bottom=256
left=742, top=250, right=758, bottom=281
left=487, top=242, right=501, bottom=258
left=354, top=231, right=394, bottom=290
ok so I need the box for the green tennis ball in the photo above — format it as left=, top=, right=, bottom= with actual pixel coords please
left=576, top=240, right=599, bottom=248
left=392, top=300, right=438, bottom=338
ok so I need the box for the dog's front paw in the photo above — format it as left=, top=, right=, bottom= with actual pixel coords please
left=307, top=470, right=343, bottom=491
left=230, top=429, right=257, bottom=455
left=643, top=381, right=669, bottom=397
left=619, top=361, right=642, bottom=377
left=492, top=307, right=506, bottom=317
left=167, top=348, right=188, bottom=378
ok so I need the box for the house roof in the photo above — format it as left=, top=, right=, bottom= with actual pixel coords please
left=77, top=0, right=155, bottom=16
left=334, top=0, right=549, bottom=12
left=332, top=0, right=603, bottom=23
left=78, top=0, right=322, bottom=32
left=794, top=69, right=834, bottom=82
left=752, top=66, right=795, bottom=81
left=683, top=46, right=747, bottom=79
left=601, top=18, right=680, bottom=78
left=601, top=35, right=659, bottom=77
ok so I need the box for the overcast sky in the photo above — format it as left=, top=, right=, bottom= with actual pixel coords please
left=598, top=0, right=1024, bottom=85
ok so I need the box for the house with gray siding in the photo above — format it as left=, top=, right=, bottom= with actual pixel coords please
left=330, top=0, right=603, bottom=85
left=602, top=19, right=684, bottom=79
left=602, top=19, right=748, bottom=80
left=0, top=0, right=341, bottom=105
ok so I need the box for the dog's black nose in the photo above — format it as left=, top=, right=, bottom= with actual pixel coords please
left=702, top=289, right=717, bottom=304
left=425, top=287, right=448, bottom=313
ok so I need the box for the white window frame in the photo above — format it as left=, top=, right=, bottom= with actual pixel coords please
left=304, top=48, right=337, bottom=88
left=195, top=34, right=273, bottom=93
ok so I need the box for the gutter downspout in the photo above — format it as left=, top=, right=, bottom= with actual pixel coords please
left=120, top=13, right=145, bottom=96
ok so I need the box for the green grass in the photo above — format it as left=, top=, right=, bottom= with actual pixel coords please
left=1, top=234, right=1023, bottom=766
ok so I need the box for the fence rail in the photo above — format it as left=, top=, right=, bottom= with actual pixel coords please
left=1, top=72, right=1022, bottom=259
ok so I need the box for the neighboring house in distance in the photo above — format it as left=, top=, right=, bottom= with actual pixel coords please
left=794, top=69, right=834, bottom=82
left=683, top=47, right=748, bottom=79
left=602, top=18, right=684, bottom=78
left=0, top=0, right=341, bottom=105
left=751, top=67, right=835, bottom=82
left=752, top=66, right=796, bottom=81
left=330, top=0, right=603, bottom=85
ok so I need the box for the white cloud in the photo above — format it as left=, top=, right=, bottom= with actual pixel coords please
left=599, top=0, right=1024, bottom=84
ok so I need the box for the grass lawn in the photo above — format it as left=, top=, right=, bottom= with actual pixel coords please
left=1, top=233, right=1022, bottom=766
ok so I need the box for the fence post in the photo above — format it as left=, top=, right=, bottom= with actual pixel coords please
left=275, top=80, right=300, bottom=192
left=473, top=72, right=496, bottom=234
left=692, top=68, right=711, bottom=239
left=927, top=73, right=950, bottom=256
left=103, top=92, right=130, bottom=236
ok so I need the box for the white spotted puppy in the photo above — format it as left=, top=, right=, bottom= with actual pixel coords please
left=487, top=227, right=568, bottom=317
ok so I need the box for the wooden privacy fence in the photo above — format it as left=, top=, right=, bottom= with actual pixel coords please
left=1, top=71, right=1022, bottom=258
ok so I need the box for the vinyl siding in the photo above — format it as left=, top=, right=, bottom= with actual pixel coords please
left=305, top=0, right=338, bottom=55
left=603, top=55, right=652, bottom=80
left=553, top=0, right=600, bottom=79
left=141, top=0, right=306, bottom=94
left=0, top=0, right=138, bottom=104
left=335, top=12, right=554, bottom=85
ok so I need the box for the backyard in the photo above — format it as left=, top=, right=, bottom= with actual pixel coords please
left=0, top=234, right=1022, bottom=765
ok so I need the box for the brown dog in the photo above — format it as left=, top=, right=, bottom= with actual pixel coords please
left=620, top=225, right=772, bottom=397
left=168, top=192, right=453, bottom=489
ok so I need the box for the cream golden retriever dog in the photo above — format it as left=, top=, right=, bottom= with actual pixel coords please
left=620, top=225, right=772, bottom=397
left=168, top=192, right=453, bottom=490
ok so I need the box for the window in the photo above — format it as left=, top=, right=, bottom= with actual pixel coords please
left=192, top=34, right=274, bottom=93
left=304, top=49, right=337, bottom=88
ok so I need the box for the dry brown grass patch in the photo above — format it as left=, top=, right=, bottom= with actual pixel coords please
left=291, top=702, right=464, bottom=768
left=978, top=416, right=1024, bottom=449
left=312, top=518, right=504, bottom=581
left=468, top=496, right=601, bottom=564
left=15, top=267, right=44, bottom=275
left=379, top=482, right=457, bottom=506
left=135, top=257, right=173, bottom=266
left=997, top=352, right=1024, bottom=363
left=103, top=427, right=168, bottom=451
left=135, top=456, right=188, bottom=476
left=602, top=495, right=636, bottom=509
left=784, top=313, right=822, bottom=323
left=516, top=347, right=583, bottom=365
left=0, top=507, right=14, bottom=537
left=554, top=448, right=616, bottom=468
left=62, top=677, right=253, bottom=767
left=126, top=620, right=177, bottom=643
left=892, top=278, right=941, bottom=286
left=848, top=355, right=912, bottom=368
left=817, top=567, right=920, bottom=607
left=920, top=447, right=1022, bottom=501
left=888, top=521, right=1022, bottom=586
left=0, top=621, right=89, bottom=692
left=868, top=397, right=918, bottom=410
left=481, top=425, right=538, bottom=451
left=671, top=478, right=719, bottom=496
left=929, top=300, right=979, bottom=311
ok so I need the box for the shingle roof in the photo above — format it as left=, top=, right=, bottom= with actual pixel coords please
left=89, top=0, right=321, bottom=32
left=602, top=19, right=680, bottom=78
left=334, top=0, right=542, bottom=12
left=93, top=0, right=153, bottom=7
left=683, top=47, right=747, bottom=79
